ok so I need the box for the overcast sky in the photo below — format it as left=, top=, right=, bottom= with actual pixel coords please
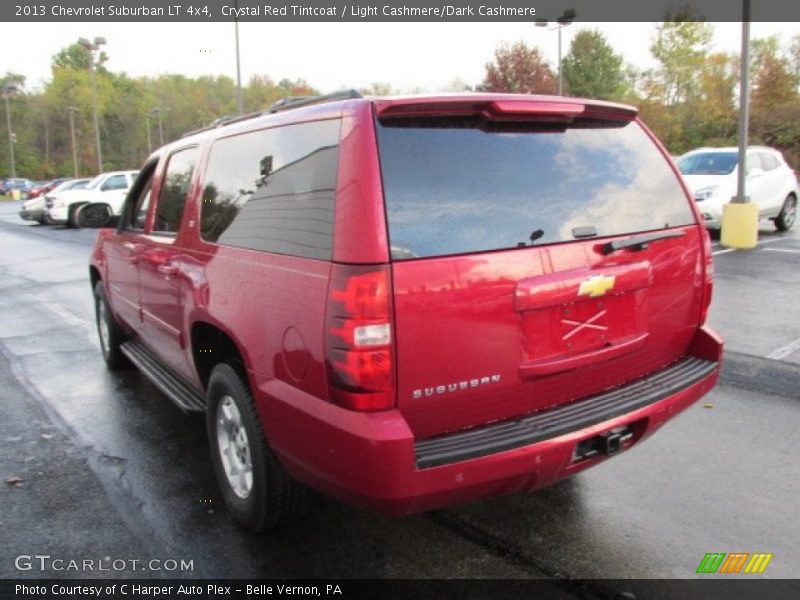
left=2, top=22, right=799, bottom=93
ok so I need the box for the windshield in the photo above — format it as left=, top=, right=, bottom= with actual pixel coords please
left=85, top=175, right=103, bottom=189
left=376, top=117, right=695, bottom=260
left=677, top=152, right=738, bottom=175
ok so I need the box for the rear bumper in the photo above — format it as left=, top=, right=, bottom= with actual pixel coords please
left=261, top=325, right=722, bottom=516
left=46, top=206, right=68, bottom=224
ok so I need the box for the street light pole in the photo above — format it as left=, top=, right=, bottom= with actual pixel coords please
left=720, top=0, right=758, bottom=249
left=535, top=9, right=575, bottom=96
left=79, top=36, right=106, bottom=174
left=734, top=7, right=751, bottom=205
left=68, top=106, right=79, bottom=177
left=234, top=0, right=243, bottom=115
left=558, top=26, right=563, bottom=95
left=2, top=84, right=17, bottom=178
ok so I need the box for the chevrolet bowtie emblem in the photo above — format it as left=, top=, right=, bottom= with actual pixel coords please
left=578, top=275, right=616, bottom=298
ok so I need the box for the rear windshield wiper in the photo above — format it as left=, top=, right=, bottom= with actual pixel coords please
left=601, top=230, right=685, bottom=255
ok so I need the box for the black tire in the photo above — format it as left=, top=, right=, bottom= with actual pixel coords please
left=206, top=363, right=311, bottom=531
left=67, top=202, right=88, bottom=228
left=93, top=281, right=130, bottom=369
left=79, top=203, right=112, bottom=228
left=775, top=194, right=797, bottom=232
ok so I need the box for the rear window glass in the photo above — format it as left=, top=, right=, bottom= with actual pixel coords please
left=377, top=118, right=695, bottom=260
left=200, top=119, right=340, bottom=260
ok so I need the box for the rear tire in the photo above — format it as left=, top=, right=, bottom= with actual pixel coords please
left=206, top=363, right=311, bottom=532
left=67, top=202, right=88, bottom=228
left=775, top=194, right=796, bottom=231
left=93, top=281, right=130, bottom=369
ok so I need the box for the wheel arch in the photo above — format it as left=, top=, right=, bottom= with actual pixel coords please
left=190, top=320, right=251, bottom=392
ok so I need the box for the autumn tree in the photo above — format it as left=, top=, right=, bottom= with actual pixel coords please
left=480, top=41, right=555, bottom=94
left=360, top=82, right=397, bottom=96
left=749, top=40, right=800, bottom=166
left=562, top=29, right=628, bottom=100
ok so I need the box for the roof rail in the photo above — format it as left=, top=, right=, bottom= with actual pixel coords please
left=181, top=89, right=363, bottom=138
left=268, top=89, right=363, bottom=113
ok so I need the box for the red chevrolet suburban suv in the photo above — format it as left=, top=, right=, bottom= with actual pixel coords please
left=89, top=91, right=722, bottom=531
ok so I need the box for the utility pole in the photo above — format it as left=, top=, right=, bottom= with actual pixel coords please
left=68, top=106, right=79, bottom=177
left=146, top=114, right=152, bottom=154
left=151, top=107, right=164, bottom=146
left=2, top=83, right=18, bottom=178
left=78, top=36, right=106, bottom=174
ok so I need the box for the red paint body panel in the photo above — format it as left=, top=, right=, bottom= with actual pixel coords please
left=90, top=93, right=722, bottom=516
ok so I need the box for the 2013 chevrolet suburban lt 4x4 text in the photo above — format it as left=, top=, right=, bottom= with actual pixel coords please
left=89, top=91, right=723, bottom=531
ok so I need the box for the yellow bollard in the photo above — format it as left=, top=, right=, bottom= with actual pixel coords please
left=10, top=189, right=20, bottom=200
left=720, top=202, right=759, bottom=249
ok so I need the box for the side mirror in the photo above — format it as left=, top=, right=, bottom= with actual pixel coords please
left=76, top=203, right=118, bottom=228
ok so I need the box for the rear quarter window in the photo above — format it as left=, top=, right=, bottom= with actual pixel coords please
left=377, top=117, right=696, bottom=260
left=199, top=119, right=341, bottom=260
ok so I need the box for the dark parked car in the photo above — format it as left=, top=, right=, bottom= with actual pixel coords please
left=28, top=178, right=72, bottom=199
left=89, top=91, right=722, bottom=531
left=1, top=178, right=33, bottom=196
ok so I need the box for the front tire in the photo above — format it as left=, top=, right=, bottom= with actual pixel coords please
left=93, top=281, right=130, bottom=369
left=775, top=194, right=797, bottom=231
left=206, top=363, right=310, bottom=531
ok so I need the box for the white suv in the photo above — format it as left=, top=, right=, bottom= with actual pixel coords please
left=45, top=170, right=138, bottom=226
left=677, top=146, right=798, bottom=231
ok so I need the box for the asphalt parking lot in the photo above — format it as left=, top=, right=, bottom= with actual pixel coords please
left=1, top=199, right=798, bottom=593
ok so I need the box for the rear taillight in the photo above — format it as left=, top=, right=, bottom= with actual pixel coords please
left=325, top=265, right=395, bottom=411
left=700, top=228, right=714, bottom=324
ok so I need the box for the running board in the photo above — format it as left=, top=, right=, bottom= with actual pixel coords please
left=120, top=340, right=206, bottom=412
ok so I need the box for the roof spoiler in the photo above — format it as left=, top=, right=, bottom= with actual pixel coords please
left=375, top=98, right=638, bottom=123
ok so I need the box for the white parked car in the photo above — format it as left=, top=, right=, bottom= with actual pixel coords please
left=45, top=170, right=138, bottom=226
left=21, top=178, right=92, bottom=224
left=677, top=146, right=798, bottom=231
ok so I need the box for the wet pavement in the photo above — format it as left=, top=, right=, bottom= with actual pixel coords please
left=1, top=200, right=799, bottom=591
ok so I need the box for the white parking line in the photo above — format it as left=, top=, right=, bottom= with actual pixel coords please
left=711, top=236, right=793, bottom=255
left=756, top=237, right=793, bottom=246
left=767, top=337, right=800, bottom=360
left=763, top=248, right=800, bottom=254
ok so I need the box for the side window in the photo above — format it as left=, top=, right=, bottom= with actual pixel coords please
left=132, top=186, right=152, bottom=230
left=121, top=165, right=156, bottom=231
left=760, top=153, right=779, bottom=171
left=153, top=147, right=199, bottom=234
left=746, top=154, right=763, bottom=174
left=199, top=119, right=340, bottom=260
left=101, top=174, right=128, bottom=191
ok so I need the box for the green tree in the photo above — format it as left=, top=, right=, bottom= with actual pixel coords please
left=562, top=29, right=627, bottom=100
left=649, top=20, right=713, bottom=107
left=480, top=41, right=555, bottom=94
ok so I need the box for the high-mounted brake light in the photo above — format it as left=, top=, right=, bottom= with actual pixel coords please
left=325, top=265, right=395, bottom=411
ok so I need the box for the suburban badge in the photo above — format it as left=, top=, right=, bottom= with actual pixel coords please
left=413, top=374, right=501, bottom=399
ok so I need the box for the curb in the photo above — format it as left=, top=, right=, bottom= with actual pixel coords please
left=719, top=350, right=800, bottom=399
